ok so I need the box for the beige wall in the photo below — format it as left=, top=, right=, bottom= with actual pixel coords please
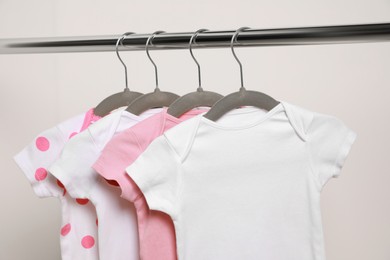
left=1, top=1, right=389, bottom=259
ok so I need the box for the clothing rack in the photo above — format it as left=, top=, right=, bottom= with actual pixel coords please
left=1, top=22, right=390, bottom=54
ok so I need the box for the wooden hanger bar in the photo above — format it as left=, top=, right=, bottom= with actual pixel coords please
left=1, top=22, right=390, bottom=54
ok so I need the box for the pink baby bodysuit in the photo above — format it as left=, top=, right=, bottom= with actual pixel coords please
left=92, top=107, right=208, bottom=260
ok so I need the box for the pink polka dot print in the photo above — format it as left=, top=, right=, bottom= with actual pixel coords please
left=61, top=223, right=71, bottom=236
left=81, top=235, right=95, bottom=249
left=76, top=198, right=89, bottom=205
left=35, top=137, right=50, bottom=151
left=69, top=132, right=78, bottom=139
left=34, top=168, right=47, bottom=181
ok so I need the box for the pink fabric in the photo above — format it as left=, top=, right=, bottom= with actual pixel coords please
left=92, top=108, right=208, bottom=260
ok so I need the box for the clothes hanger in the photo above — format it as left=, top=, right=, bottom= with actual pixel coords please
left=93, top=32, right=143, bottom=117
left=166, top=29, right=224, bottom=118
left=202, top=27, right=280, bottom=121
left=126, top=31, right=180, bottom=115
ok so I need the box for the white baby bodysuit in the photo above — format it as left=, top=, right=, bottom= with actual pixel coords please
left=126, top=100, right=357, bottom=260
left=49, top=107, right=162, bottom=260
left=14, top=109, right=101, bottom=260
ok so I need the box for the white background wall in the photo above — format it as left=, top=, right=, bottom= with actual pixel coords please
left=0, top=1, right=389, bottom=259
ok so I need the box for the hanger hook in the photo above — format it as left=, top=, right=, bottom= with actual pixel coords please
left=189, top=29, right=208, bottom=92
left=146, top=30, right=165, bottom=92
left=231, top=27, right=250, bottom=91
left=116, top=32, right=135, bottom=91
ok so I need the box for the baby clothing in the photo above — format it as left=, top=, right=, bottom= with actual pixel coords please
left=49, top=108, right=162, bottom=260
left=126, top=101, right=357, bottom=260
left=13, top=108, right=101, bottom=260
left=92, top=107, right=208, bottom=260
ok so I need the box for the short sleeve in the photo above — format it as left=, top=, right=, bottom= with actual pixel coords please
left=49, top=129, right=100, bottom=198
left=125, top=135, right=181, bottom=218
left=307, top=112, right=357, bottom=188
left=13, top=126, right=65, bottom=198
left=92, top=129, right=142, bottom=201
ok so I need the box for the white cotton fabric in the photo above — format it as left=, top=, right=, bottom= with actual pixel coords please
left=49, top=108, right=162, bottom=260
left=126, top=100, right=357, bottom=260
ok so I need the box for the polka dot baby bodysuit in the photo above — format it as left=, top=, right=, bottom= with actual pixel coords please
left=13, top=108, right=101, bottom=260
left=92, top=107, right=208, bottom=260
left=49, top=108, right=163, bottom=260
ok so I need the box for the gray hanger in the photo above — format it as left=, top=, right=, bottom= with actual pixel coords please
left=94, top=32, right=143, bottom=117
left=167, top=29, right=224, bottom=118
left=202, top=27, right=280, bottom=121
left=126, top=31, right=180, bottom=115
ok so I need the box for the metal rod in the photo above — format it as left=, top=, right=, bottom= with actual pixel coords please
left=1, top=22, right=390, bottom=54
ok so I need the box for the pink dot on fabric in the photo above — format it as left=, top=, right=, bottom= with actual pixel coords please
left=34, top=168, right=48, bottom=181
left=76, top=198, right=89, bottom=205
left=35, top=137, right=50, bottom=151
left=96, top=218, right=98, bottom=226
left=61, top=223, right=71, bottom=236
left=81, top=235, right=95, bottom=249
left=69, top=132, right=78, bottom=139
